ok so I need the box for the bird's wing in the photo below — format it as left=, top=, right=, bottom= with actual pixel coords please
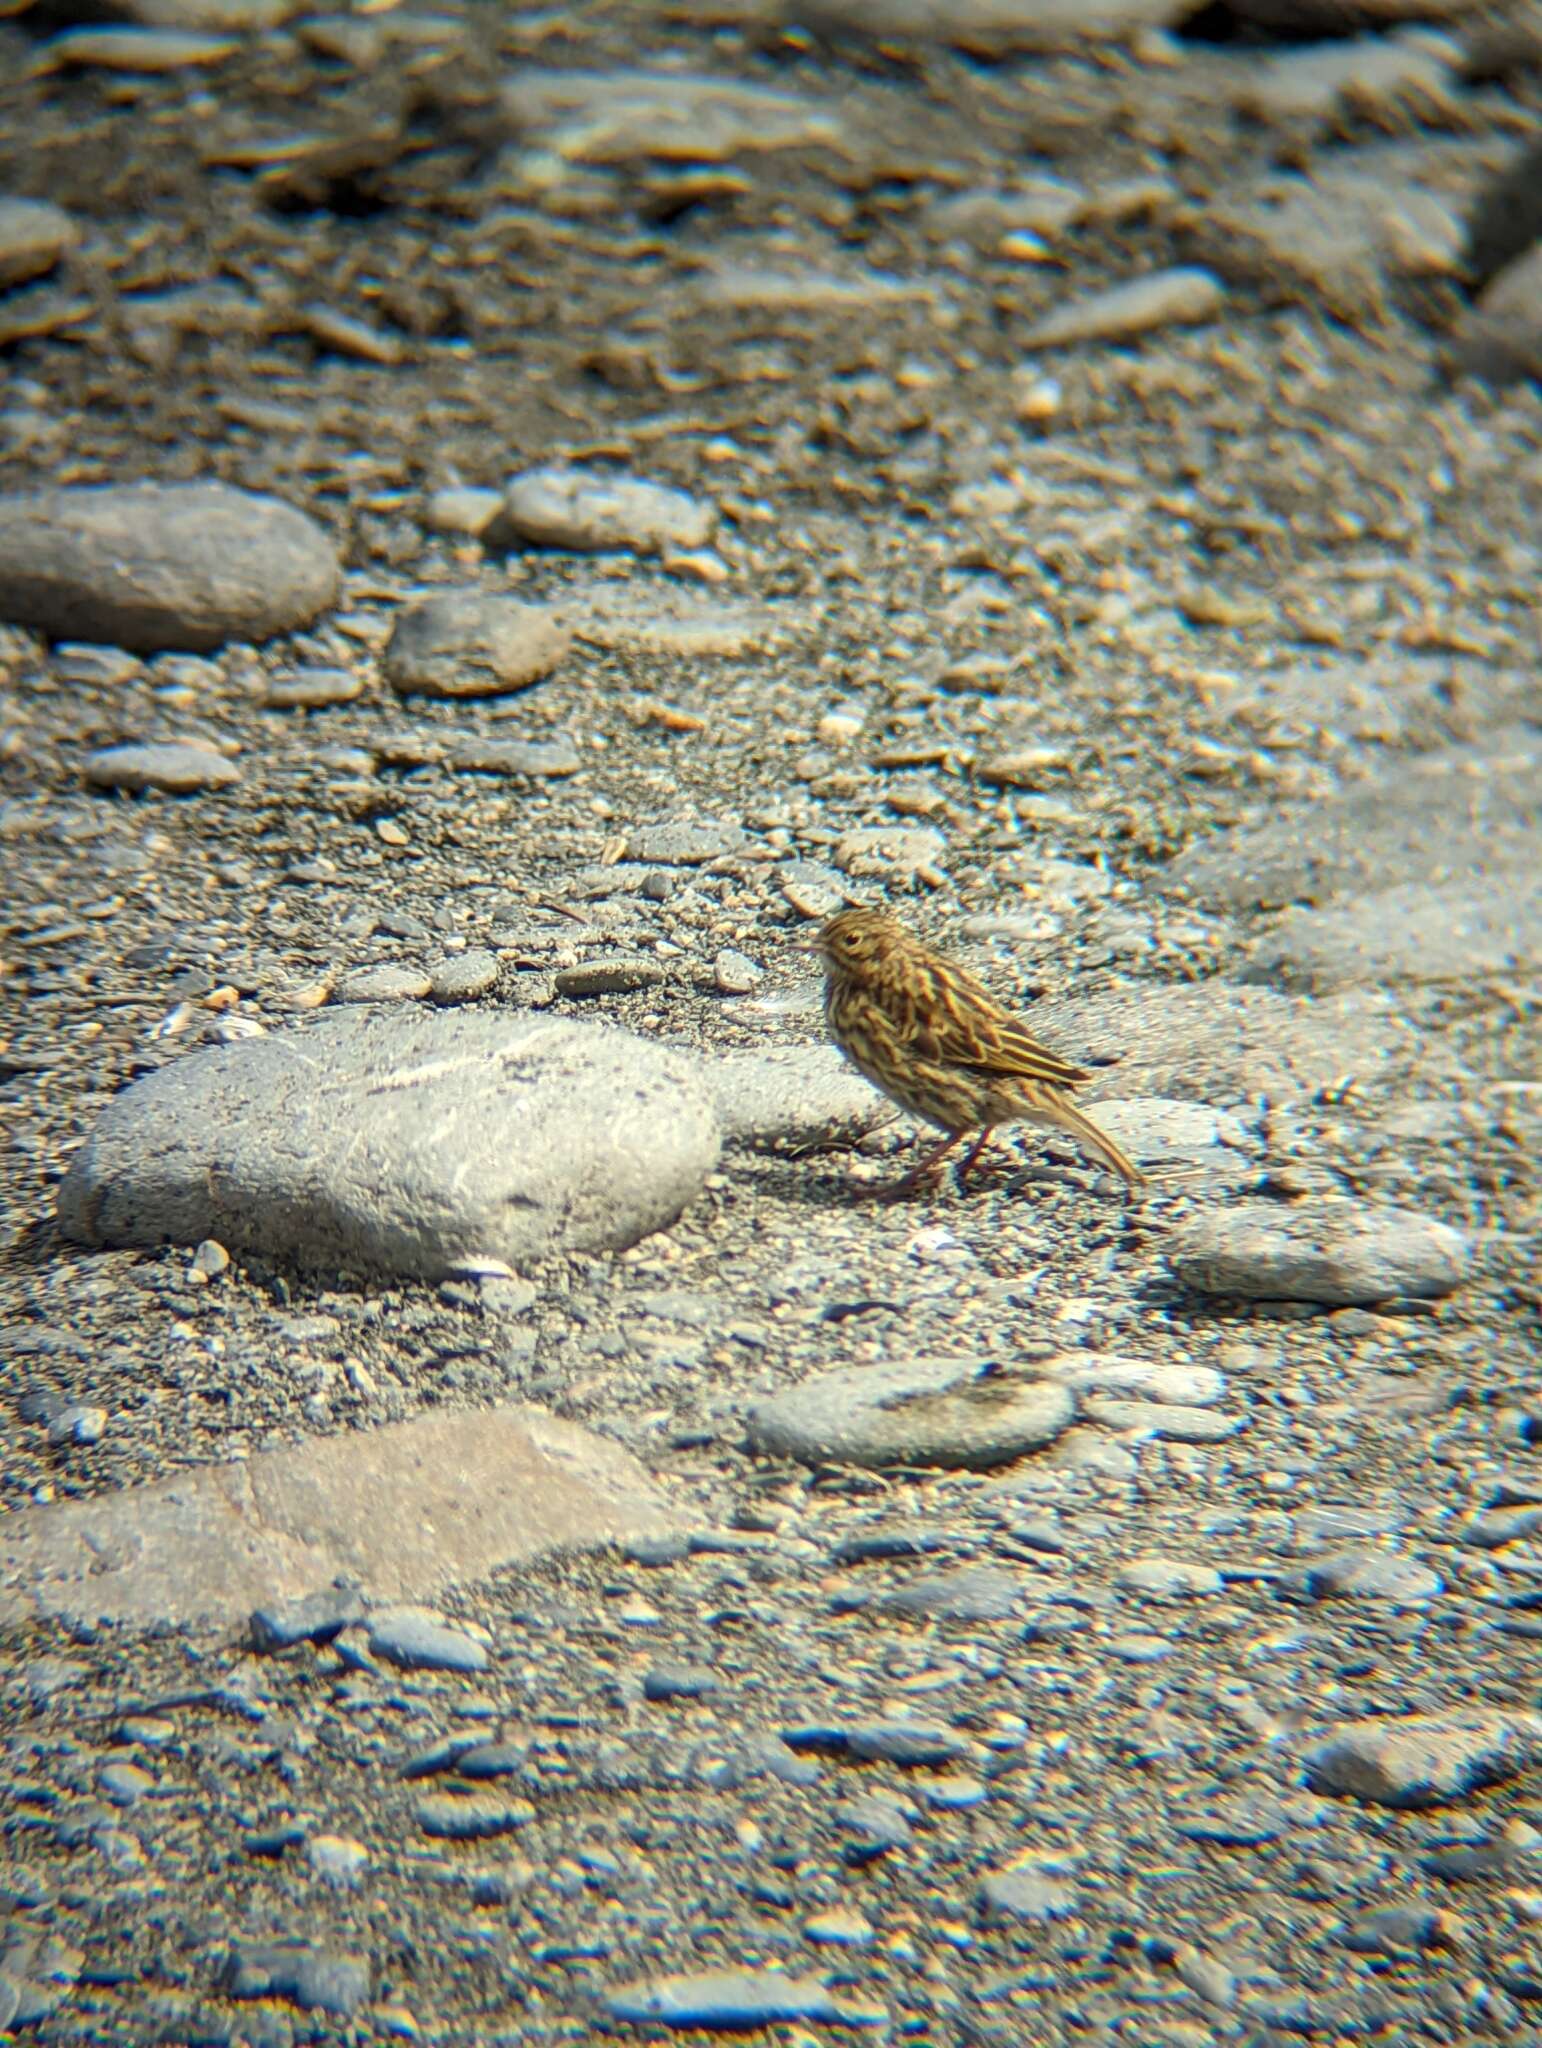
left=896, top=955, right=1089, bottom=1088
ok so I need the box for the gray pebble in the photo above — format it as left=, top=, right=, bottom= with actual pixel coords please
left=497, top=466, right=714, bottom=554
left=1168, top=1200, right=1469, bottom=1305
left=383, top=590, right=570, bottom=699
left=368, top=1607, right=489, bottom=1673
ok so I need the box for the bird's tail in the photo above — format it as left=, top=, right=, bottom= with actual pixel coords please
left=1055, top=1100, right=1146, bottom=1190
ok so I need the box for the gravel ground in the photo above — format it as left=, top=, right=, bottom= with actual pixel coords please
left=1, top=0, right=1540, bottom=2041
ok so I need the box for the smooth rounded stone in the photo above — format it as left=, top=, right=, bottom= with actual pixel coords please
left=642, top=1662, right=720, bottom=1701
left=835, top=824, right=946, bottom=879
left=1118, top=1556, right=1224, bottom=1599
left=804, top=1906, right=874, bottom=1949
left=846, top=1721, right=971, bottom=1767
left=369, top=1607, right=488, bottom=1673
left=1107, top=1631, right=1173, bottom=1664
left=1292, top=1548, right=1444, bottom=1605
left=747, top=1357, right=1075, bottom=1472
left=1024, top=267, right=1223, bottom=349
left=1305, top=1712, right=1542, bottom=1809
left=708, top=1045, right=891, bottom=1153
left=625, top=817, right=746, bottom=865
left=45, top=1404, right=106, bottom=1448
left=835, top=1794, right=913, bottom=1864
left=0, top=198, right=79, bottom=289
left=306, top=1834, right=368, bottom=1890
left=446, top=735, right=581, bottom=778
left=98, top=1762, right=153, bottom=1806
left=554, top=955, right=667, bottom=997
left=1244, top=872, right=1542, bottom=990
left=83, top=741, right=241, bottom=794
left=2, top=1402, right=677, bottom=1633
left=494, top=466, right=713, bottom=554
left=1167, top=1201, right=1469, bottom=1306
left=45, top=25, right=239, bottom=66
left=334, top=965, right=433, bottom=1004
left=425, top=486, right=504, bottom=538
left=1039, top=1353, right=1226, bottom=1407
left=505, top=67, right=844, bottom=162
left=784, top=0, right=1185, bottom=54
left=220, top=1942, right=369, bottom=2018
left=880, top=1565, right=1021, bottom=1623
left=430, top=952, right=499, bottom=1004
left=56, top=1009, right=720, bottom=1280
left=607, top=1968, right=885, bottom=2031
left=1040, top=1427, right=1139, bottom=1480
left=1082, top=1399, right=1240, bottom=1444
left=263, top=666, right=362, bottom=710
left=382, top=591, right=570, bottom=699
left=979, top=1856, right=1079, bottom=1923
left=0, top=483, right=338, bottom=653
left=1344, top=1905, right=1458, bottom=1958
left=415, top=1790, right=536, bottom=1839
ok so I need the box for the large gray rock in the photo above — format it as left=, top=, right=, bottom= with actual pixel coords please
left=1304, top=1712, right=1542, bottom=1809
left=57, top=1011, right=720, bottom=1279
left=748, top=1357, right=1076, bottom=1471
left=1166, top=732, right=1541, bottom=911
left=1167, top=1201, right=1469, bottom=1305
left=0, top=482, right=339, bottom=653
left=0, top=1404, right=679, bottom=1629
left=1244, top=872, right=1542, bottom=989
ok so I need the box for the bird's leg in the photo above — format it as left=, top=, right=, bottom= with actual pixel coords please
left=956, top=1127, right=996, bottom=1183
left=869, top=1129, right=965, bottom=1200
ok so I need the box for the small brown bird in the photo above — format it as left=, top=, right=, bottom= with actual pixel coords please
left=818, top=906, right=1143, bottom=1196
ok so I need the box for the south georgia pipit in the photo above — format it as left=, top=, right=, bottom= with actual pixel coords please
left=818, top=906, right=1144, bottom=1199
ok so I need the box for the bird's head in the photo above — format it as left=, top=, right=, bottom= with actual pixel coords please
left=816, top=906, right=900, bottom=975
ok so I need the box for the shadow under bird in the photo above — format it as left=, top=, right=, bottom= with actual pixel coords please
left=818, top=907, right=1144, bottom=1197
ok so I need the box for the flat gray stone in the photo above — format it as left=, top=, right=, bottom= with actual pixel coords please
left=0, top=1403, right=680, bottom=1630
left=46, top=24, right=240, bottom=67
left=57, top=1010, right=720, bottom=1279
left=447, top=735, right=581, bottom=777
left=1027, top=981, right=1411, bottom=1105
left=83, top=741, right=242, bottom=794
left=502, top=68, right=846, bottom=163
left=383, top=591, right=570, bottom=698
left=1304, top=1712, right=1542, bottom=1809
left=747, top=1357, right=1075, bottom=1471
left=1167, top=731, right=1541, bottom=912
left=709, top=1045, right=892, bottom=1152
left=1167, top=1201, right=1469, bottom=1305
left=1244, top=872, right=1542, bottom=989
left=1295, top=1549, right=1444, bottom=1605
left=786, top=0, right=1186, bottom=54
left=495, top=466, right=713, bottom=554
left=607, top=1968, right=885, bottom=2031
left=978, top=1857, right=1079, bottom=1922
left=368, top=1607, right=488, bottom=1673
left=0, top=482, right=339, bottom=653
left=1118, top=1556, right=1224, bottom=1598
left=0, top=197, right=79, bottom=289
left=1083, top=1399, right=1240, bottom=1443
left=1039, top=1353, right=1227, bottom=1406
left=219, top=1942, right=368, bottom=2018
left=1024, top=267, right=1224, bottom=349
